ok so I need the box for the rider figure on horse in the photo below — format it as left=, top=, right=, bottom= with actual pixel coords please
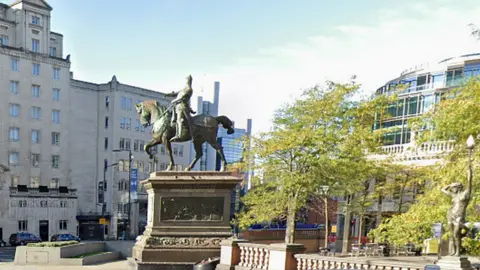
left=165, top=75, right=196, bottom=142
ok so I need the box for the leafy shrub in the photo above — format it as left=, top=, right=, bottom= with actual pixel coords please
left=27, top=241, right=78, bottom=247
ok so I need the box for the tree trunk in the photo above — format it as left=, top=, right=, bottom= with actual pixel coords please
left=342, top=209, right=351, bottom=254
left=375, top=195, right=383, bottom=243
left=358, top=214, right=364, bottom=244
left=285, top=200, right=296, bottom=244
left=324, top=197, right=329, bottom=248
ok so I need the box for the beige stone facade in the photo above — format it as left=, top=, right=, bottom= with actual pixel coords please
left=0, top=0, right=74, bottom=241
left=0, top=0, right=191, bottom=241
left=70, top=76, right=191, bottom=240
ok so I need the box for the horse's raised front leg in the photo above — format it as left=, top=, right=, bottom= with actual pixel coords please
left=145, top=138, right=161, bottom=160
left=165, top=139, right=175, bottom=171
left=186, top=140, right=203, bottom=171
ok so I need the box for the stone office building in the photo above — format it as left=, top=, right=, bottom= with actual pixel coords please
left=0, top=0, right=191, bottom=241
left=70, top=75, right=190, bottom=240
left=0, top=0, right=75, bottom=241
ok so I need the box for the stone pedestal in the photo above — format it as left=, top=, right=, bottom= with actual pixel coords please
left=268, top=243, right=306, bottom=270
left=436, top=256, right=473, bottom=270
left=216, top=238, right=248, bottom=270
left=128, top=171, right=242, bottom=270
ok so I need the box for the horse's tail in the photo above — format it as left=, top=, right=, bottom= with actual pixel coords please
left=215, top=115, right=235, bottom=134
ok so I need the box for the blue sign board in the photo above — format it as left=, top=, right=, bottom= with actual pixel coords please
left=130, top=168, right=138, bottom=200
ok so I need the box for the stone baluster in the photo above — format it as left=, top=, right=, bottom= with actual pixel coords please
left=239, top=245, right=247, bottom=267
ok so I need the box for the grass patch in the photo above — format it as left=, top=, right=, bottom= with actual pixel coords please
left=27, top=241, right=78, bottom=247
left=70, top=251, right=108, bottom=258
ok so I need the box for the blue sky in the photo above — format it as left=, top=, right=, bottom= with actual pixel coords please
left=5, top=0, right=480, bottom=133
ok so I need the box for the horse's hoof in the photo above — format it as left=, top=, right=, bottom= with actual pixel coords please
left=165, top=165, right=173, bottom=171
left=149, top=155, right=154, bottom=160
left=184, top=167, right=192, bottom=172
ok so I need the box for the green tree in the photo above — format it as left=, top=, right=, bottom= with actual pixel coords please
left=236, top=80, right=393, bottom=244
left=371, top=78, right=480, bottom=252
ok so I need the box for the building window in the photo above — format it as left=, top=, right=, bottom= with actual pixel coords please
left=52, top=155, right=60, bottom=169
left=60, top=201, right=68, bottom=208
left=32, top=85, right=40, bottom=97
left=9, top=103, right=20, bottom=117
left=32, top=130, right=40, bottom=144
left=118, top=182, right=124, bottom=191
left=121, top=97, right=132, bottom=111
left=105, top=117, right=109, bottom=128
left=120, top=117, right=125, bottom=129
left=32, top=39, right=39, bottom=52
left=148, top=162, right=153, bottom=173
left=9, top=152, right=19, bottom=166
left=133, top=140, right=139, bottom=152
left=52, top=132, right=60, bottom=145
left=105, top=96, right=110, bottom=108
left=52, top=110, right=60, bottom=123
left=118, top=160, right=124, bottom=172
left=1, top=35, right=8, bottom=46
left=11, top=58, right=18, bottom=71
left=126, top=118, right=131, bottom=130
left=173, top=145, right=178, bottom=156
left=135, top=119, right=140, bottom=131
left=53, top=67, right=60, bottom=80
left=9, top=127, right=19, bottom=141
left=53, top=88, right=60, bottom=101
left=49, top=46, right=56, bottom=57
left=125, top=139, right=131, bottom=150
left=160, top=145, right=165, bottom=155
left=40, top=201, right=48, bottom=207
left=59, top=220, right=67, bottom=230
left=10, top=81, right=19, bottom=94
left=50, top=178, right=59, bottom=189
left=32, top=63, right=40, bottom=75
left=31, top=153, right=40, bottom=167
left=133, top=160, right=138, bottom=169
left=11, top=176, right=19, bottom=187
left=119, top=138, right=125, bottom=150
left=31, top=106, right=41, bottom=119
left=138, top=161, right=144, bottom=173
left=124, top=160, right=130, bottom=172
left=32, top=15, right=40, bottom=25
left=18, top=220, right=28, bottom=231
left=19, top=200, right=27, bottom=207
left=178, top=145, right=184, bottom=157
left=140, top=140, right=145, bottom=152
left=30, top=177, right=39, bottom=188
left=104, top=137, right=108, bottom=150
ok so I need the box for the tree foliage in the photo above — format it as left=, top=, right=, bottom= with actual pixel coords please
left=236, top=80, right=393, bottom=243
left=371, top=78, right=480, bottom=251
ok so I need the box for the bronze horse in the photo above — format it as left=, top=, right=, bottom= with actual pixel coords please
left=135, top=100, right=235, bottom=171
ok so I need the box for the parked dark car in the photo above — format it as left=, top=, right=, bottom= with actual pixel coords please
left=9, top=232, right=41, bottom=246
left=50, top=234, right=81, bottom=242
left=0, top=239, right=5, bottom=247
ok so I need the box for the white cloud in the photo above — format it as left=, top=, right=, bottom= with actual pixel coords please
left=190, top=1, right=480, bottom=135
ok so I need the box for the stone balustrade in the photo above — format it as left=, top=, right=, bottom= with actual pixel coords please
left=294, top=254, right=425, bottom=270
left=237, top=243, right=270, bottom=270
left=369, top=140, right=456, bottom=164
left=217, top=239, right=305, bottom=270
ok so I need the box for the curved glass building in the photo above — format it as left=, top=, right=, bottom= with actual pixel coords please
left=374, top=53, right=480, bottom=149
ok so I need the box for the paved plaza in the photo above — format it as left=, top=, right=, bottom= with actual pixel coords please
left=0, top=260, right=129, bottom=270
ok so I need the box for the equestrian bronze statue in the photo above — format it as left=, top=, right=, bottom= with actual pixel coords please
left=135, top=75, right=234, bottom=171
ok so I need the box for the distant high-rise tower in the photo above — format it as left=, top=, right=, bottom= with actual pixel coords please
left=190, top=82, right=220, bottom=171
